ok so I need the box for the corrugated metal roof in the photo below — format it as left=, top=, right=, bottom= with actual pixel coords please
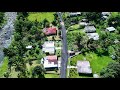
left=77, top=61, right=92, bottom=74
left=84, top=26, right=96, bottom=33
left=43, top=27, right=57, bottom=35
left=106, top=27, right=116, bottom=32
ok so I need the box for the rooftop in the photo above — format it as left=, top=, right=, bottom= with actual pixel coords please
left=46, top=55, right=57, bottom=61
left=84, top=26, right=96, bottom=33
left=69, top=12, right=81, bottom=16
left=102, top=12, right=110, bottom=16
left=77, top=61, right=92, bottom=74
left=26, top=45, right=32, bottom=49
left=106, top=27, right=116, bottom=32
left=77, top=61, right=90, bottom=67
left=43, top=27, right=57, bottom=35
left=87, top=33, right=99, bottom=40
left=43, top=41, right=54, bottom=48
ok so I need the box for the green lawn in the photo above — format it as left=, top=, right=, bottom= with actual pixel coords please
left=68, top=24, right=80, bottom=31
left=111, top=12, right=119, bottom=17
left=45, top=73, right=59, bottom=78
left=0, top=57, right=8, bottom=77
left=70, top=24, right=80, bottom=29
left=28, top=12, right=55, bottom=22
left=71, top=52, right=114, bottom=74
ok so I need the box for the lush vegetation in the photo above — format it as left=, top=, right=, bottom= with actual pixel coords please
left=70, top=52, right=113, bottom=74
left=100, top=62, right=120, bottom=78
left=1, top=12, right=62, bottom=78
left=66, top=12, right=120, bottom=78
left=0, top=12, right=5, bottom=28
left=0, top=57, right=8, bottom=77
left=1, top=12, right=120, bottom=78
left=2, top=12, right=49, bottom=78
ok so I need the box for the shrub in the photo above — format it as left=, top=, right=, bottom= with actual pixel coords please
left=56, top=50, right=61, bottom=57
left=69, top=68, right=78, bottom=78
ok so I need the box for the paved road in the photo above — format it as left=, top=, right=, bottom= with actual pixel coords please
left=57, top=12, right=68, bottom=78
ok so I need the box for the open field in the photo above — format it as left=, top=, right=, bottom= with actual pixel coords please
left=28, top=12, right=55, bottom=22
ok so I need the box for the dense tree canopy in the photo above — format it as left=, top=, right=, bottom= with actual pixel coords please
left=84, top=12, right=102, bottom=24
left=108, top=13, right=120, bottom=28
left=100, top=62, right=120, bottom=78
left=32, top=65, right=45, bottom=78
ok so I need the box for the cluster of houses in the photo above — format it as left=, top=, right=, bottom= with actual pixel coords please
left=41, top=26, right=59, bottom=71
left=79, top=12, right=116, bottom=41
left=25, top=25, right=59, bottom=71
left=44, top=12, right=116, bottom=76
left=67, top=12, right=117, bottom=77
left=84, top=25, right=99, bottom=40
left=25, top=12, right=117, bottom=77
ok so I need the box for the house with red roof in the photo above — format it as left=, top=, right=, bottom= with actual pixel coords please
left=43, top=27, right=57, bottom=35
left=41, top=55, right=58, bottom=70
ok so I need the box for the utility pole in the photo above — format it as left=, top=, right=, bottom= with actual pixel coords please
left=57, top=12, right=68, bottom=78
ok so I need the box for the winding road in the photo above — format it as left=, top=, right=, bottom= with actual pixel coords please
left=0, top=12, right=17, bottom=65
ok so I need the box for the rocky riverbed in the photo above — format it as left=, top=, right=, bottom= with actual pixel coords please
left=0, top=12, right=17, bottom=65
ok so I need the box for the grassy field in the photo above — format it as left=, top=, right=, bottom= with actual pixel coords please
left=0, top=57, right=8, bottom=77
left=71, top=52, right=114, bottom=75
left=111, top=12, right=119, bottom=17
left=28, top=12, right=55, bottom=22
left=45, top=73, right=59, bottom=78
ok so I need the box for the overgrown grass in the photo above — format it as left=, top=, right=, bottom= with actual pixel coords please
left=71, top=52, right=113, bottom=74
left=0, top=57, right=8, bottom=77
left=28, top=12, right=55, bottom=22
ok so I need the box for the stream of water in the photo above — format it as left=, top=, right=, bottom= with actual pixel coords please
left=0, top=12, right=17, bottom=66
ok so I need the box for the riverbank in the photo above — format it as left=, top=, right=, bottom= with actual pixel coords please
left=0, top=12, right=17, bottom=64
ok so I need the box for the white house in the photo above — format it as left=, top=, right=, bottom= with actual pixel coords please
left=69, top=12, right=81, bottom=16
left=102, top=12, right=111, bottom=16
left=26, top=45, right=33, bottom=49
left=79, top=22, right=88, bottom=26
left=106, top=27, right=116, bottom=32
left=87, top=33, right=99, bottom=40
left=42, top=41, right=55, bottom=54
left=41, top=55, right=58, bottom=69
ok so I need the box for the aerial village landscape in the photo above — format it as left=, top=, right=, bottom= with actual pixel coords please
left=0, top=12, right=120, bottom=78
